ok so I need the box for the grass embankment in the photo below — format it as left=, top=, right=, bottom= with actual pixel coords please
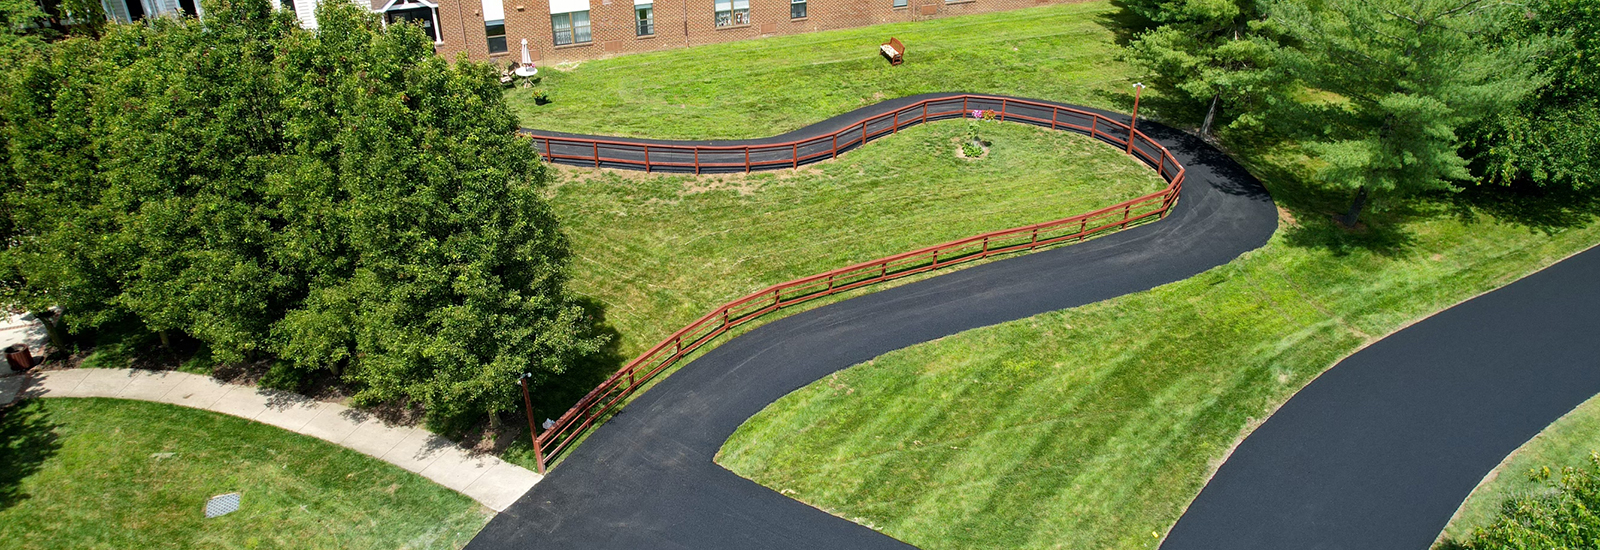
left=1437, top=393, right=1600, bottom=545
left=507, top=2, right=1139, bottom=139
left=555, top=119, right=1166, bottom=359
left=717, top=166, right=1600, bottom=549
left=0, top=398, right=489, bottom=549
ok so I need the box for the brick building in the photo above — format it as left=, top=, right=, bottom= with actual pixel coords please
left=397, top=0, right=1066, bottom=63
left=98, top=0, right=1068, bottom=64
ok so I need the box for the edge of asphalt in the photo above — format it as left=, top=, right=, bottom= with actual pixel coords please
left=464, top=94, right=1278, bottom=549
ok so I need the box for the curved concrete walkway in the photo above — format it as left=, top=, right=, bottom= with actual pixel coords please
left=465, top=96, right=1278, bottom=549
left=18, top=368, right=542, bottom=512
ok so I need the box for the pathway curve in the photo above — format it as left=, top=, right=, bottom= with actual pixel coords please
left=1162, top=245, right=1600, bottom=550
left=17, top=368, right=543, bottom=512
left=465, top=95, right=1278, bottom=548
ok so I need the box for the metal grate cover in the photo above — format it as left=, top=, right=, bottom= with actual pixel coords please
left=205, top=492, right=241, bottom=518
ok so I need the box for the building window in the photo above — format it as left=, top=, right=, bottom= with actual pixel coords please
left=790, top=0, right=805, bottom=19
left=486, top=20, right=508, bottom=53
left=714, top=0, right=748, bottom=27
left=380, top=0, right=443, bottom=43
left=893, top=0, right=907, bottom=7
left=552, top=11, right=591, bottom=45
left=636, top=1, right=653, bottom=36
left=483, top=0, right=507, bottom=53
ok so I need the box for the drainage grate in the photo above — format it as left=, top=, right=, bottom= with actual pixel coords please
left=205, top=492, right=241, bottom=518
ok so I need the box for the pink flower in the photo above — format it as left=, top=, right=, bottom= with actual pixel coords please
left=972, top=109, right=983, bottom=119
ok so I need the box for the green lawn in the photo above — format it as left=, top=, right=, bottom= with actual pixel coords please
left=500, top=6, right=1600, bottom=548
left=1436, top=393, right=1600, bottom=546
left=507, top=1, right=1143, bottom=139
left=555, top=119, right=1166, bottom=360
left=716, top=164, right=1600, bottom=549
left=0, top=398, right=489, bottom=549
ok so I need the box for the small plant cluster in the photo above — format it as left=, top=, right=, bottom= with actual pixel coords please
left=963, top=109, right=997, bottom=158
left=1444, top=454, right=1600, bottom=549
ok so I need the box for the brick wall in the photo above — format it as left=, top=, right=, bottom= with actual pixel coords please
left=419, top=0, right=1072, bottom=64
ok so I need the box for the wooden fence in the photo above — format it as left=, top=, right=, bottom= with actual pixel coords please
left=523, top=95, right=1187, bottom=469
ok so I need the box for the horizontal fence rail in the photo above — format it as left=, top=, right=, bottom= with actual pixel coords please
left=523, top=95, right=1187, bottom=469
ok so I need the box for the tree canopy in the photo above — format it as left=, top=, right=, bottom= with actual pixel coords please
left=1124, top=0, right=1287, bottom=137
left=1267, top=0, right=1547, bottom=224
left=0, top=0, right=603, bottom=432
left=1466, top=0, right=1599, bottom=190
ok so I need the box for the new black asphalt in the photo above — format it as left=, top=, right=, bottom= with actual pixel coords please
left=465, top=95, right=1277, bottom=549
left=1162, top=244, right=1600, bottom=550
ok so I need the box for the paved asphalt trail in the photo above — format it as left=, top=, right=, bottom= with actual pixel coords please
left=466, top=94, right=1277, bottom=549
left=1163, top=245, right=1600, bottom=550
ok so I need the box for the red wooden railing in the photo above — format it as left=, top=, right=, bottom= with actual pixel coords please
left=523, top=95, right=1186, bottom=469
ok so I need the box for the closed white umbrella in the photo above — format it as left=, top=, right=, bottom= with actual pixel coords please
left=516, top=39, right=539, bottom=77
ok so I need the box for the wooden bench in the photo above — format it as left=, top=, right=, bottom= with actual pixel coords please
left=880, top=37, right=904, bottom=66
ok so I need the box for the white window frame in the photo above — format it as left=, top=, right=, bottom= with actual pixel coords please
left=378, top=0, right=444, bottom=45
left=635, top=1, right=654, bottom=36
left=714, top=0, right=748, bottom=27
left=892, top=0, right=907, bottom=7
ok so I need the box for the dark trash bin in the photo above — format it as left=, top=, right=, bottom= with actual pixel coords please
left=4, top=343, right=34, bottom=372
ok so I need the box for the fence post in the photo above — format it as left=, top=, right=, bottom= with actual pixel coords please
left=519, top=375, right=547, bottom=474
left=1030, top=228, right=1039, bottom=249
left=923, top=102, right=928, bottom=123
left=694, top=148, right=700, bottom=175
left=832, top=135, right=838, bottom=159
left=545, top=138, right=553, bottom=159
left=594, top=142, right=600, bottom=168
left=745, top=148, right=751, bottom=173
left=893, top=111, right=899, bottom=133
left=862, top=122, right=867, bottom=146
left=1000, top=98, right=1007, bottom=121
left=793, top=143, right=799, bottom=169
left=1090, top=117, right=1097, bottom=140
left=644, top=145, right=651, bottom=173
left=1051, top=108, right=1058, bottom=130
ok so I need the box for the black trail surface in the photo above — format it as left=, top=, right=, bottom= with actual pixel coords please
left=466, top=95, right=1277, bottom=549
left=1163, top=245, right=1600, bottom=550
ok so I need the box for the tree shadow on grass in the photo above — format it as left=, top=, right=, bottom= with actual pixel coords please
left=1448, top=181, right=1600, bottom=235
left=1231, top=146, right=1420, bottom=257
left=0, top=402, right=63, bottom=512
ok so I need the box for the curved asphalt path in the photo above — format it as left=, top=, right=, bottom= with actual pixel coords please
left=466, top=94, right=1277, bottom=549
left=1162, top=244, right=1600, bottom=550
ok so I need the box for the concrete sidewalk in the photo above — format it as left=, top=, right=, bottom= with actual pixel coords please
left=16, top=368, right=541, bottom=511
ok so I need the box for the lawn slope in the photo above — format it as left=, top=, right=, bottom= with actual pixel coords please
left=0, top=398, right=489, bottom=550
left=508, top=2, right=1139, bottom=139
left=554, top=119, right=1166, bottom=359
left=718, top=182, right=1600, bottom=549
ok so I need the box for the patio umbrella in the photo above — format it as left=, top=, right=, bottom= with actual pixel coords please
left=516, top=39, right=539, bottom=77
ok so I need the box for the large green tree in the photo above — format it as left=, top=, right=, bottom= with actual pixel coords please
left=1124, top=0, right=1285, bottom=137
left=1466, top=0, right=1599, bottom=190
left=1267, top=0, right=1547, bottom=225
left=0, top=0, right=603, bottom=431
